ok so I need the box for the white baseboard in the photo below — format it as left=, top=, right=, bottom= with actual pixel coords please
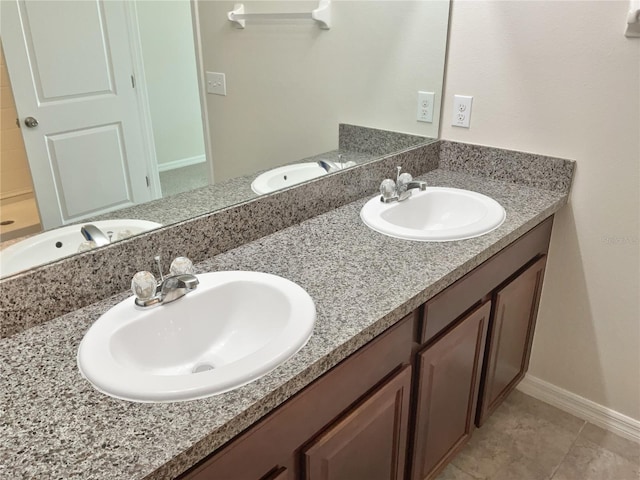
left=157, top=154, right=206, bottom=172
left=517, top=374, right=640, bottom=443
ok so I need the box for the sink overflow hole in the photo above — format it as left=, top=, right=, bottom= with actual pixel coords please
left=192, top=363, right=215, bottom=374
left=0, top=220, right=15, bottom=226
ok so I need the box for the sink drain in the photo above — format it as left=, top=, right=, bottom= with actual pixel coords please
left=192, top=363, right=215, bottom=374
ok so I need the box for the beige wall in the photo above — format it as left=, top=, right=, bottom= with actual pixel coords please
left=198, top=0, right=449, bottom=182
left=442, top=1, right=640, bottom=420
left=0, top=41, right=34, bottom=200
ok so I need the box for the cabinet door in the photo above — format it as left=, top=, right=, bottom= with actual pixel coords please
left=477, top=256, right=547, bottom=426
left=411, top=301, right=491, bottom=480
left=304, top=365, right=412, bottom=480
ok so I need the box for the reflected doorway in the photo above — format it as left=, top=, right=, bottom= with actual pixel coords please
left=0, top=40, right=41, bottom=242
left=1, top=0, right=209, bottom=235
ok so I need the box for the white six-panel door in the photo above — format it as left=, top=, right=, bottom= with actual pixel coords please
left=2, top=0, right=152, bottom=229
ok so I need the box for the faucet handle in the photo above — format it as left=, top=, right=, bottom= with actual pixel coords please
left=131, top=271, right=158, bottom=302
left=397, top=172, right=413, bottom=193
left=380, top=178, right=397, bottom=201
left=170, top=256, right=195, bottom=276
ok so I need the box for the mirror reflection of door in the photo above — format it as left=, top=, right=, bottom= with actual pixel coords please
left=1, top=0, right=208, bottom=238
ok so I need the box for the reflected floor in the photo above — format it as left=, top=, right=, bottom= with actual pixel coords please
left=0, top=194, right=41, bottom=242
left=159, top=162, right=209, bottom=198
left=436, top=390, right=640, bottom=480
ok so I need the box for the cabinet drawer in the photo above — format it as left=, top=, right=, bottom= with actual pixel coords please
left=421, top=216, right=553, bottom=344
left=179, top=311, right=417, bottom=480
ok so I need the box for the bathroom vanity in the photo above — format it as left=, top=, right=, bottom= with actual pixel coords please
left=0, top=142, right=574, bottom=480
left=180, top=217, right=552, bottom=480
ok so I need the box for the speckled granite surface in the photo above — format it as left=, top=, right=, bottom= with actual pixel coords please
left=439, top=141, right=575, bottom=194
left=340, top=123, right=431, bottom=155
left=0, top=166, right=572, bottom=480
left=0, top=142, right=439, bottom=338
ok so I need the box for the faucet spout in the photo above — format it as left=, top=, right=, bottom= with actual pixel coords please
left=81, top=224, right=110, bottom=247
left=160, top=274, right=199, bottom=304
left=405, top=181, right=427, bottom=191
left=317, top=159, right=339, bottom=172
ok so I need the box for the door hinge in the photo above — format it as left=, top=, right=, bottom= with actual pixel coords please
left=131, top=75, right=136, bottom=88
left=145, top=175, right=150, bottom=187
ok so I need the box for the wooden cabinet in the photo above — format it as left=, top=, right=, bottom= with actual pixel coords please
left=178, top=217, right=554, bottom=480
left=411, top=302, right=491, bottom=480
left=304, top=365, right=412, bottom=480
left=179, top=313, right=416, bottom=480
left=476, top=256, right=547, bottom=426
left=263, top=467, right=292, bottom=480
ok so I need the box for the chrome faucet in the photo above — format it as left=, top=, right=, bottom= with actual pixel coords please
left=379, top=167, right=427, bottom=203
left=317, top=159, right=339, bottom=172
left=147, top=274, right=199, bottom=306
left=318, top=154, right=353, bottom=173
left=131, top=256, right=199, bottom=307
left=80, top=224, right=111, bottom=247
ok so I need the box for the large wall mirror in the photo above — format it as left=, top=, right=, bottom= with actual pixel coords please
left=0, top=0, right=450, bottom=279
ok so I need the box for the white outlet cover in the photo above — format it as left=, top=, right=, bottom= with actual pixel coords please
left=417, top=91, right=435, bottom=123
left=452, top=95, right=473, bottom=128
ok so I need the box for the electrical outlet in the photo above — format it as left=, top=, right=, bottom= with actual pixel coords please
left=417, top=91, right=435, bottom=123
left=452, top=95, right=473, bottom=128
left=206, top=72, right=226, bottom=95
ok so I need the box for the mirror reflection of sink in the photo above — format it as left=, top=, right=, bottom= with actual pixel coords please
left=360, top=187, right=506, bottom=242
left=77, top=271, right=316, bottom=403
left=0, top=219, right=161, bottom=277
left=251, top=163, right=329, bottom=194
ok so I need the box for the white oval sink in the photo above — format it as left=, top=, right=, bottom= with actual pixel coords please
left=360, top=187, right=506, bottom=242
left=251, top=162, right=328, bottom=194
left=77, top=271, right=316, bottom=403
left=0, top=219, right=161, bottom=277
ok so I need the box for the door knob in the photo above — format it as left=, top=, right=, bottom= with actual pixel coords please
left=24, top=117, right=39, bottom=128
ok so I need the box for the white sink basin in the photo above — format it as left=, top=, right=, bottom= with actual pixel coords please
left=360, top=187, right=506, bottom=242
left=0, top=219, right=161, bottom=277
left=251, top=162, right=328, bottom=194
left=77, top=271, right=316, bottom=402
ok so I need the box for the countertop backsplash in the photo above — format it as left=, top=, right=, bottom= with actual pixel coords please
left=0, top=138, right=574, bottom=339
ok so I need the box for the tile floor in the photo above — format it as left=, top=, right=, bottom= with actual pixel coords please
left=436, top=390, right=640, bottom=480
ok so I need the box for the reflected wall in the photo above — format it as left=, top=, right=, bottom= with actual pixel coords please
left=199, top=0, right=449, bottom=182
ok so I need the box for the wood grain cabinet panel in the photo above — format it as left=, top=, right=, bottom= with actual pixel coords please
left=304, top=365, right=412, bottom=480
left=178, top=314, right=416, bottom=480
left=262, top=466, right=291, bottom=480
left=421, top=217, right=553, bottom=344
left=411, top=302, right=491, bottom=480
left=477, top=256, right=547, bottom=426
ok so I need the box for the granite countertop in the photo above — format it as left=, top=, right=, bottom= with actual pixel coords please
left=0, top=168, right=569, bottom=480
